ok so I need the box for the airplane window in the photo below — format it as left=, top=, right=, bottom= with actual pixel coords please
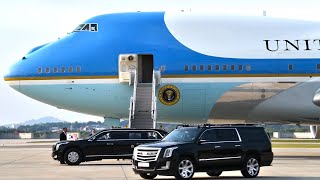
left=61, top=67, right=66, bottom=73
left=288, top=64, right=293, bottom=70
left=223, top=65, right=227, bottom=71
left=238, top=65, right=243, bottom=71
left=38, top=68, right=42, bottom=74
left=231, top=65, right=235, bottom=71
left=317, top=64, right=320, bottom=70
left=68, top=67, right=73, bottom=73
left=160, top=66, right=166, bottom=72
left=82, top=24, right=90, bottom=31
left=45, top=68, right=50, bottom=73
left=246, top=65, right=251, bottom=71
left=184, top=65, right=189, bottom=71
left=207, top=65, right=212, bottom=71
left=192, top=65, right=197, bottom=71
left=215, top=65, right=220, bottom=71
left=76, top=66, right=81, bottom=73
left=53, top=67, right=58, bottom=73
left=200, top=65, right=204, bottom=71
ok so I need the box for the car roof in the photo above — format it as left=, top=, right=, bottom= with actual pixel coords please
left=176, top=124, right=262, bottom=130
left=97, top=128, right=167, bottom=132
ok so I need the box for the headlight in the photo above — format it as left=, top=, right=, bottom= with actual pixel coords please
left=163, top=147, right=178, bottom=158
left=56, top=142, right=68, bottom=150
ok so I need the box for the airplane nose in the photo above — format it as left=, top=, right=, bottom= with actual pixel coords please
left=313, top=89, right=320, bottom=107
left=3, top=61, right=21, bottom=91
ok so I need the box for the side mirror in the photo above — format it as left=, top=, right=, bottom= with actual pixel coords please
left=199, top=139, right=207, bottom=144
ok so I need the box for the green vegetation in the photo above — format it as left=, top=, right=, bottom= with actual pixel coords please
left=27, top=140, right=57, bottom=143
left=271, top=138, right=320, bottom=148
left=272, top=143, right=320, bottom=148
left=272, top=139, right=320, bottom=143
left=0, top=121, right=104, bottom=133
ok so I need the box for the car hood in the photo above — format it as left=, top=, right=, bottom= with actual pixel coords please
left=55, top=139, right=86, bottom=145
left=138, top=141, right=190, bottom=148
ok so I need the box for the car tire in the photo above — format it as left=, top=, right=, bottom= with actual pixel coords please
left=64, top=148, right=82, bottom=165
left=206, top=170, right=222, bottom=177
left=139, top=173, right=157, bottom=179
left=241, top=155, right=260, bottom=178
left=174, top=157, right=195, bottom=180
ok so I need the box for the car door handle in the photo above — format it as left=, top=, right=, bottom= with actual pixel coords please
left=107, top=143, right=114, bottom=145
left=214, top=146, right=221, bottom=148
left=235, top=145, right=241, bottom=147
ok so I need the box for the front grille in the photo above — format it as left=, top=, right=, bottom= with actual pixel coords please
left=134, top=147, right=161, bottom=162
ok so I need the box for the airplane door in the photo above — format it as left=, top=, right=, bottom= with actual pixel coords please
left=138, top=55, right=153, bottom=83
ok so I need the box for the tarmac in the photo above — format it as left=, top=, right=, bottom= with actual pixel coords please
left=0, top=139, right=319, bottom=180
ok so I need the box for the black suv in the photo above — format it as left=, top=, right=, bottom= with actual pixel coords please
left=52, top=128, right=167, bottom=165
left=132, top=124, right=273, bottom=179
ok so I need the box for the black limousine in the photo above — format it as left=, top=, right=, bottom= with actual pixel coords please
left=52, top=128, right=167, bottom=165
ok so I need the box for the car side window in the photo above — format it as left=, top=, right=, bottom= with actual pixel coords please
left=96, top=132, right=111, bottom=140
left=129, top=132, right=142, bottom=139
left=200, top=130, right=216, bottom=142
left=112, top=131, right=129, bottom=139
left=147, top=131, right=161, bottom=139
left=215, top=129, right=240, bottom=142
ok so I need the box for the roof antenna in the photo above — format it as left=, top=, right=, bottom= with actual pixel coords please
left=263, top=10, right=267, bottom=16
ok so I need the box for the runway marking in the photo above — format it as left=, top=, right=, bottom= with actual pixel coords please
left=0, top=150, right=46, bottom=166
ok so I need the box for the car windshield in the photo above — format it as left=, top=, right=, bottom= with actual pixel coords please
left=162, top=128, right=201, bottom=142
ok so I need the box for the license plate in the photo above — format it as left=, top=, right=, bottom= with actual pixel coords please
left=138, top=162, right=149, bottom=167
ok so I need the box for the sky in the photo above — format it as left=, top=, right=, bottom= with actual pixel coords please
left=1, top=0, right=320, bottom=125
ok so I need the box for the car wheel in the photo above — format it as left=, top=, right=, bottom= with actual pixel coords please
left=174, top=157, right=195, bottom=180
left=64, top=148, right=82, bottom=165
left=241, top=156, right=260, bottom=178
left=207, top=170, right=222, bottom=177
left=139, top=173, right=157, bottom=179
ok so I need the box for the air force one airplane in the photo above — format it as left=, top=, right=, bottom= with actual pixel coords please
left=4, top=11, right=320, bottom=138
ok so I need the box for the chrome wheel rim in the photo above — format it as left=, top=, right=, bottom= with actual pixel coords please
left=67, top=151, right=79, bottom=163
left=246, top=158, right=259, bottom=176
left=178, top=159, right=193, bottom=178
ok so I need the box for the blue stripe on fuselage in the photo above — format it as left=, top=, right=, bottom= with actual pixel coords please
left=4, top=12, right=320, bottom=79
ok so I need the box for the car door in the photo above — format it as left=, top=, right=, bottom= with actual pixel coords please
left=111, top=131, right=131, bottom=157
left=198, top=128, right=243, bottom=168
left=84, top=131, right=114, bottom=158
left=197, top=129, right=219, bottom=167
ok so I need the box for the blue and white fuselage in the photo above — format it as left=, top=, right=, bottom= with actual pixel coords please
left=4, top=12, right=320, bottom=130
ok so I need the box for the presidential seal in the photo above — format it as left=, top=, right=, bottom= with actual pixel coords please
left=158, top=85, right=180, bottom=106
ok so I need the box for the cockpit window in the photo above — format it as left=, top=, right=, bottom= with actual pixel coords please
left=73, top=23, right=98, bottom=32
left=82, top=24, right=90, bottom=31
left=74, top=24, right=85, bottom=31
left=90, top=24, right=98, bottom=31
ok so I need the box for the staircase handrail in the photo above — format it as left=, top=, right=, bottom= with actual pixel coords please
left=128, top=96, right=133, bottom=128
left=151, top=70, right=159, bottom=129
left=132, top=69, right=138, bottom=119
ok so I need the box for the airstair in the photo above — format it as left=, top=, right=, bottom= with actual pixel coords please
left=128, top=70, right=161, bottom=129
